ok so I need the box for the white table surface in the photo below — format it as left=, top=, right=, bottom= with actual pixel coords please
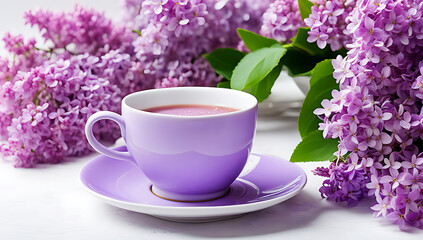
left=1, top=1, right=422, bottom=239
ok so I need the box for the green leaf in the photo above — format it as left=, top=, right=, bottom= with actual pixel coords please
left=290, top=130, right=338, bottom=162
left=298, top=0, right=313, bottom=20
left=309, top=59, right=334, bottom=87
left=293, top=70, right=312, bottom=77
left=204, top=48, right=246, bottom=80
left=231, top=44, right=286, bottom=90
left=280, top=28, right=347, bottom=76
left=298, top=65, right=338, bottom=139
left=280, top=47, right=323, bottom=76
left=217, top=80, right=230, bottom=88
left=247, top=63, right=282, bottom=102
left=237, top=28, right=280, bottom=51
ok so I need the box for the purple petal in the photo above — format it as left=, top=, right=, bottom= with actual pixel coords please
left=398, top=173, right=413, bottom=185
left=167, top=18, right=179, bottom=31
left=379, top=175, right=393, bottom=183
left=364, top=17, right=375, bottom=30
left=154, top=5, right=163, bottom=14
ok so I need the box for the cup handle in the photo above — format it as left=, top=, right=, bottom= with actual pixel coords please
left=85, top=111, right=135, bottom=165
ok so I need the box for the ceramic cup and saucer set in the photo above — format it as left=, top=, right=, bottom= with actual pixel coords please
left=81, top=87, right=307, bottom=222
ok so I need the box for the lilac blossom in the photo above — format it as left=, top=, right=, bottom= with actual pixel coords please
left=0, top=6, right=151, bottom=167
left=371, top=196, right=392, bottom=217
left=260, top=0, right=305, bottom=43
left=318, top=161, right=369, bottom=206
left=305, top=0, right=357, bottom=51
left=314, top=99, right=341, bottom=117
left=25, top=5, right=134, bottom=56
left=313, top=0, right=423, bottom=230
left=126, top=0, right=271, bottom=87
left=0, top=51, right=148, bottom=168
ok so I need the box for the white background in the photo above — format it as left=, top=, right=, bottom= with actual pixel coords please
left=0, top=1, right=422, bottom=239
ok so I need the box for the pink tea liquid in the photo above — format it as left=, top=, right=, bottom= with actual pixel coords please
left=142, top=104, right=239, bottom=116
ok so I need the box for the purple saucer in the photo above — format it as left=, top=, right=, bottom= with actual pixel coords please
left=80, top=146, right=307, bottom=222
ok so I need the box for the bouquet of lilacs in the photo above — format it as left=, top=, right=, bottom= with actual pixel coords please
left=205, top=0, right=423, bottom=230
left=0, top=0, right=270, bottom=168
left=310, top=0, right=423, bottom=229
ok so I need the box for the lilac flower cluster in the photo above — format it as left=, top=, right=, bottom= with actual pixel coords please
left=316, top=160, right=369, bottom=206
left=0, top=34, right=47, bottom=140
left=0, top=54, right=141, bottom=167
left=1, top=33, right=46, bottom=76
left=313, top=0, right=423, bottom=229
left=305, top=0, right=356, bottom=50
left=0, top=7, right=150, bottom=167
left=125, top=0, right=270, bottom=87
left=25, top=5, right=134, bottom=56
left=260, top=0, right=305, bottom=43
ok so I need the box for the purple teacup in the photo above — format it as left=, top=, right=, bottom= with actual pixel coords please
left=85, top=87, right=257, bottom=202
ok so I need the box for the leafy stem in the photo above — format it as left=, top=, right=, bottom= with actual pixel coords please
left=132, top=29, right=142, bottom=36
left=32, top=85, right=47, bottom=107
